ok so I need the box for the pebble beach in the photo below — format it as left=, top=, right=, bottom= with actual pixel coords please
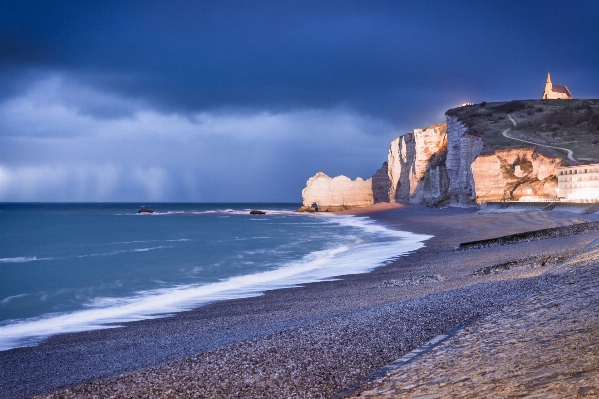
left=2, top=204, right=599, bottom=399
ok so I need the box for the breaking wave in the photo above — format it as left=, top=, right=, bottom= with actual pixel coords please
left=0, top=215, right=431, bottom=351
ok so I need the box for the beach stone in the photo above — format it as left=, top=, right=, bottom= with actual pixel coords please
left=352, top=257, right=599, bottom=398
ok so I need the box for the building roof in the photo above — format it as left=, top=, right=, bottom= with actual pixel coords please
left=551, top=84, right=572, bottom=97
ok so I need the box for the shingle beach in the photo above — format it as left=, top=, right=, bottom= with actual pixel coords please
left=2, top=204, right=599, bottom=398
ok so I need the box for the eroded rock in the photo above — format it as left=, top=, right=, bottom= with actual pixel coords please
left=387, top=123, right=448, bottom=204
left=298, top=172, right=374, bottom=212
left=471, top=148, right=561, bottom=203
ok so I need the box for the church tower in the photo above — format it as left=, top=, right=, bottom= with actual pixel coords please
left=543, top=72, right=552, bottom=99
left=542, top=71, right=572, bottom=100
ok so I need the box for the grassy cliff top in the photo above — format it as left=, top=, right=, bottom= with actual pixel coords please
left=446, top=99, right=599, bottom=164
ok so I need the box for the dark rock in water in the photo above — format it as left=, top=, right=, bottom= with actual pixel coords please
left=249, top=210, right=266, bottom=215
left=138, top=208, right=155, bottom=214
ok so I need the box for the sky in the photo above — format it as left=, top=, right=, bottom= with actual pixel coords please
left=1, top=0, right=599, bottom=202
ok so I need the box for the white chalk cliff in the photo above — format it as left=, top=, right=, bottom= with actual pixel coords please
left=388, top=123, right=448, bottom=205
left=298, top=172, right=374, bottom=212
left=299, top=114, right=564, bottom=211
left=371, top=162, right=390, bottom=203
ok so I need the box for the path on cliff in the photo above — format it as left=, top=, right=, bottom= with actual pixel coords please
left=503, top=113, right=576, bottom=162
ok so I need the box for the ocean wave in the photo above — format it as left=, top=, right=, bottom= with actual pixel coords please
left=1, top=293, right=29, bottom=305
left=0, top=216, right=432, bottom=351
left=143, top=210, right=187, bottom=215
left=133, top=246, right=165, bottom=252
left=0, top=247, right=170, bottom=266
left=118, top=208, right=302, bottom=216
left=0, top=256, right=53, bottom=264
left=189, top=209, right=302, bottom=216
left=102, top=238, right=191, bottom=246
left=77, top=246, right=168, bottom=258
left=234, top=236, right=271, bottom=241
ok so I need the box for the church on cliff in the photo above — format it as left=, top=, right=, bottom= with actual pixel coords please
left=543, top=72, right=572, bottom=99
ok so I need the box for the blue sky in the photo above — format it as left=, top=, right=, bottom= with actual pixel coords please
left=1, top=0, right=598, bottom=202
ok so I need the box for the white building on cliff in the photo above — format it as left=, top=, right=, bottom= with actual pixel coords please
left=543, top=72, right=572, bottom=99
left=557, top=164, right=599, bottom=201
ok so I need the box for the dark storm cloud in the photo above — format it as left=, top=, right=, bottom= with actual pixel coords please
left=0, top=1, right=598, bottom=201
left=2, top=1, right=596, bottom=123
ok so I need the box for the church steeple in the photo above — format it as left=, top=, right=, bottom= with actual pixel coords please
left=543, top=72, right=553, bottom=99
left=543, top=71, right=572, bottom=99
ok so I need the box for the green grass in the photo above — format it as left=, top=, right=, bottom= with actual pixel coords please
left=446, top=99, right=599, bottom=164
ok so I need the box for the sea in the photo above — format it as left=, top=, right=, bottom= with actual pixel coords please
left=0, top=203, right=431, bottom=351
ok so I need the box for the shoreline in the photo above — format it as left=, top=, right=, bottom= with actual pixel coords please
left=333, top=202, right=406, bottom=215
left=0, top=207, right=429, bottom=353
left=3, top=204, right=599, bottom=398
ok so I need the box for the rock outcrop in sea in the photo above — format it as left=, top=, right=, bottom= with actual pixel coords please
left=297, top=172, right=375, bottom=212
left=299, top=99, right=582, bottom=211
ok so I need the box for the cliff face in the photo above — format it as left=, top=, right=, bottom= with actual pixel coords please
left=371, top=162, right=390, bottom=203
left=445, top=116, right=484, bottom=205
left=298, top=172, right=374, bottom=212
left=299, top=100, right=576, bottom=211
left=383, top=119, right=486, bottom=207
left=388, top=123, right=447, bottom=204
left=471, top=148, right=561, bottom=203
left=387, top=134, right=414, bottom=203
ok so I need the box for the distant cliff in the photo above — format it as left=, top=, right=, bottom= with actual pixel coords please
left=299, top=99, right=597, bottom=211
left=298, top=172, right=375, bottom=212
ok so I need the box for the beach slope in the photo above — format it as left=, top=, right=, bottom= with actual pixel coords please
left=2, top=205, right=599, bottom=399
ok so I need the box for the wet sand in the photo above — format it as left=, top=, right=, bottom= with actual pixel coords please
left=2, top=204, right=599, bottom=398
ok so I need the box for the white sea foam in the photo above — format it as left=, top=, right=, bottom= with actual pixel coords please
left=0, top=216, right=431, bottom=351
left=0, top=247, right=169, bottom=267
left=121, top=208, right=300, bottom=217
left=0, top=256, right=53, bottom=264
left=104, top=238, right=190, bottom=246
left=1, top=293, right=29, bottom=305
left=77, top=246, right=168, bottom=258
left=133, top=246, right=166, bottom=252
left=147, top=211, right=187, bottom=215
left=189, top=209, right=300, bottom=216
